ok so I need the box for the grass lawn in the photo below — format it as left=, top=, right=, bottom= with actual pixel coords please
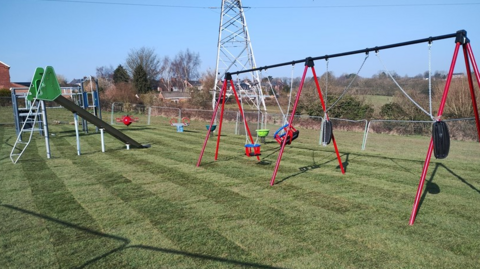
left=1, top=116, right=479, bottom=268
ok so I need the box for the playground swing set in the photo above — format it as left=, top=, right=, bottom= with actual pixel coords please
left=197, top=30, right=480, bottom=225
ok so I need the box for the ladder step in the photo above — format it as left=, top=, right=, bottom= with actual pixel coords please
left=22, top=128, right=43, bottom=132
left=19, top=112, right=42, bottom=116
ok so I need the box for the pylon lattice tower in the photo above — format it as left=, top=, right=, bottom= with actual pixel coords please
left=214, top=0, right=266, bottom=119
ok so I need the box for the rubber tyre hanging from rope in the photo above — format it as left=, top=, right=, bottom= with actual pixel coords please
left=322, top=120, right=333, bottom=145
left=432, top=121, right=450, bottom=159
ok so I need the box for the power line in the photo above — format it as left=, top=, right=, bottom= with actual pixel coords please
left=251, top=3, right=480, bottom=9
left=39, top=0, right=219, bottom=9
left=38, top=0, right=480, bottom=9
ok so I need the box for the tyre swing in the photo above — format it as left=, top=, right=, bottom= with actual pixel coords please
left=432, top=120, right=450, bottom=159
left=321, top=120, right=333, bottom=145
left=320, top=54, right=369, bottom=146
left=376, top=46, right=449, bottom=158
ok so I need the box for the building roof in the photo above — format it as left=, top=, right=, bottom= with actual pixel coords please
left=160, top=92, right=191, bottom=99
left=0, top=61, right=10, bottom=68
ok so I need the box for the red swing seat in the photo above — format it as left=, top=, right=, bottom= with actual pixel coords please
left=245, top=143, right=261, bottom=157
left=273, top=124, right=299, bottom=145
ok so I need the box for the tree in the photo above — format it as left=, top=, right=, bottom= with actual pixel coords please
left=96, top=65, right=114, bottom=91
left=126, top=47, right=161, bottom=86
left=96, top=65, right=114, bottom=80
left=113, top=64, right=130, bottom=84
left=56, top=74, right=68, bottom=86
left=133, top=65, right=149, bottom=94
left=380, top=102, right=408, bottom=120
left=170, top=49, right=201, bottom=82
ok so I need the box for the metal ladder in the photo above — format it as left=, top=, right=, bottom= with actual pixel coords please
left=10, top=98, right=51, bottom=164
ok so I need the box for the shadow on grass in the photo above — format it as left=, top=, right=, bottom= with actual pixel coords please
left=416, top=162, right=480, bottom=218
left=1, top=204, right=285, bottom=269
left=274, top=149, right=342, bottom=185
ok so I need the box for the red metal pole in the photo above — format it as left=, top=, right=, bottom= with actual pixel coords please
left=409, top=42, right=461, bottom=225
left=409, top=138, right=434, bottom=225
left=214, top=80, right=228, bottom=160
left=311, top=66, right=345, bottom=174
left=230, top=78, right=260, bottom=160
left=270, top=64, right=310, bottom=185
left=196, top=80, right=227, bottom=167
left=465, top=43, right=480, bottom=141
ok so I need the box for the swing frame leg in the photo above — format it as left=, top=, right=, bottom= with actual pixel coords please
left=409, top=36, right=480, bottom=225
left=270, top=58, right=345, bottom=186
left=197, top=73, right=259, bottom=167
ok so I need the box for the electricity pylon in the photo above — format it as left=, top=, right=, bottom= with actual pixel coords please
left=213, top=0, right=266, bottom=120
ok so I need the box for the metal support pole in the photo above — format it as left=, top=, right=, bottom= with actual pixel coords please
left=100, top=128, right=105, bottom=152
left=73, top=112, right=81, bottom=155
left=111, top=102, right=115, bottom=125
left=147, top=107, right=151, bottom=125
left=214, top=82, right=228, bottom=160
left=270, top=64, right=309, bottom=185
left=40, top=100, right=51, bottom=159
left=464, top=43, right=480, bottom=141
left=361, top=121, right=370, bottom=150
left=230, top=76, right=260, bottom=161
left=197, top=80, right=227, bottom=167
left=409, top=42, right=461, bottom=225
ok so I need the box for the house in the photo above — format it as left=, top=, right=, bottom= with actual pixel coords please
left=157, top=78, right=204, bottom=92
left=158, top=91, right=191, bottom=103
left=0, top=61, right=27, bottom=90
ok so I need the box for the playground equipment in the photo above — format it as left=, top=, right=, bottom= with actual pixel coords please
left=198, top=30, right=480, bottom=226
left=75, top=76, right=102, bottom=133
left=170, top=117, right=190, bottom=132
left=10, top=66, right=149, bottom=163
left=116, top=115, right=139, bottom=126
left=213, top=0, right=268, bottom=143
left=255, top=129, right=270, bottom=143
left=11, top=88, right=47, bottom=140
left=197, top=73, right=262, bottom=163
left=273, top=124, right=299, bottom=145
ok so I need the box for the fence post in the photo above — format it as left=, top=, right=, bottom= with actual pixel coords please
left=147, top=106, right=151, bottom=125
left=361, top=120, right=370, bottom=150
left=319, top=117, right=325, bottom=145
left=110, top=102, right=115, bottom=124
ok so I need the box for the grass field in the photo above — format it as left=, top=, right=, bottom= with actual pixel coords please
left=1, top=115, right=480, bottom=268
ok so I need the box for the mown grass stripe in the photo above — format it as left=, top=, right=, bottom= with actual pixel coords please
left=47, top=135, right=203, bottom=268
left=49, top=132, right=264, bottom=267
left=113, top=151, right=392, bottom=264
left=19, top=138, right=127, bottom=268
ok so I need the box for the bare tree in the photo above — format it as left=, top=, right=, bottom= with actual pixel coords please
left=96, top=65, right=114, bottom=81
left=125, top=47, right=161, bottom=84
left=170, top=49, right=201, bottom=82
left=56, top=74, right=68, bottom=86
left=96, top=65, right=114, bottom=91
left=159, top=56, right=172, bottom=90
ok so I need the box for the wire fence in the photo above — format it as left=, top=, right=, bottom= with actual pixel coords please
left=1, top=99, right=478, bottom=150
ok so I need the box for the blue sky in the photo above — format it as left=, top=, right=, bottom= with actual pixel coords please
left=1, top=0, right=479, bottom=83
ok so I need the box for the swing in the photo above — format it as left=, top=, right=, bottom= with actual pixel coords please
left=245, top=143, right=261, bottom=157
left=235, top=75, right=262, bottom=157
left=273, top=124, right=299, bottom=145
left=432, top=120, right=450, bottom=159
left=322, top=120, right=333, bottom=145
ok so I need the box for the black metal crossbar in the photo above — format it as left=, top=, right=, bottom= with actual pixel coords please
left=228, top=30, right=467, bottom=76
